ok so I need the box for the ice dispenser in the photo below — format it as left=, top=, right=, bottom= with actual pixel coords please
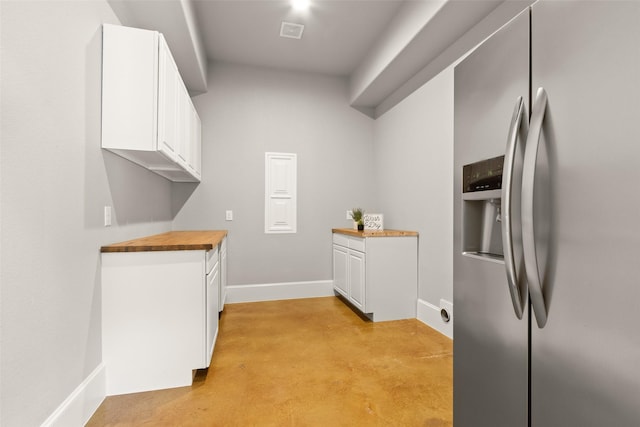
left=462, top=155, right=505, bottom=261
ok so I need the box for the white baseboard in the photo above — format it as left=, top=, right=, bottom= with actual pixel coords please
left=417, top=298, right=453, bottom=339
left=41, top=363, right=106, bottom=427
left=226, top=280, right=334, bottom=303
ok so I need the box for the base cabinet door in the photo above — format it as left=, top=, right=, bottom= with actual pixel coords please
left=348, top=249, right=365, bottom=310
left=332, top=244, right=348, bottom=297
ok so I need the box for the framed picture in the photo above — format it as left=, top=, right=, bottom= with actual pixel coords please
left=364, top=213, right=383, bottom=231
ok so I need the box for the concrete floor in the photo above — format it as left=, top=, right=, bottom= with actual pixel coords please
left=88, top=296, right=453, bottom=426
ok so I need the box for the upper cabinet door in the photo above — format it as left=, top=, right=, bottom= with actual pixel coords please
left=176, top=80, right=190, bottom=167
left=190, top=104, right=202, bottom=180
left=157, top=35, right=178, bottom=163
left=102, top=24, right=158, bottom=152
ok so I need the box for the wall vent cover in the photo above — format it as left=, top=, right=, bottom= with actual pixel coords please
left=280, top=21, right=304, bottom=39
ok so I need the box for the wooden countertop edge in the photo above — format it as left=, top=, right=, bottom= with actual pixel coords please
left=332, top=228, right=418, bottom=237
left=101, top=244, right=216, bottom=253
left=100, top=230, right=227, bottom=253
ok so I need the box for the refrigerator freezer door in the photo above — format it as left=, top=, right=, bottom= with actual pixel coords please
left=530, top=1, right=640, bottom=425
left=453, top=9, right=529, bottom=427
left=503, top=95, right=529, bottom=320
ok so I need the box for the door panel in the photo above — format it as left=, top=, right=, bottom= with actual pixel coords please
left=453, top=9, right=530, bottom=427
left=332, top=245, right=348, bottom=297
left=348, top=250, right=365, bottom=310
left=158, top=36, right=178, bottom=161
left=530, top=1, right=640, bottom=425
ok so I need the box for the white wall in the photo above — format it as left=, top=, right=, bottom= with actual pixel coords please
left=373, top=68, right=454, bottom=336
left=172, top=63, right=377, bottom=287
left=1, top=2, right=175, bottom=425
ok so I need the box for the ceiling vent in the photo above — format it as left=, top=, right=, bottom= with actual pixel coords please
left=280, top=21, right=304, bottom=40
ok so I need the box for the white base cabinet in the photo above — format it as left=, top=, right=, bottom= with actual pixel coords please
left=102, top=249, right=219, bottom=396
left=332, top=232, right=418, bottom=321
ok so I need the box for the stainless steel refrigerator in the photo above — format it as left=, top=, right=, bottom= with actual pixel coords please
left=453, top=1, right=640, bottom=426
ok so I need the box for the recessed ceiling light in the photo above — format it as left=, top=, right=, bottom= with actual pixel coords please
left=291, top=0, right=310, bottom=12
left=280, top=21, right=305, bottom=40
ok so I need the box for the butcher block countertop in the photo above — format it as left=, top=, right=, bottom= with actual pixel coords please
left=101, top=230, right=227, bottom=253
left=333, top=228, right=418, bottom=238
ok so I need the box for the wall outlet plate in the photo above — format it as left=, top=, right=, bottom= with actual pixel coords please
left=104, top=206, right=112, bottom=227
left=346, top=210, right=353, bottom=220
left=225, top=210, right=233, bottom=221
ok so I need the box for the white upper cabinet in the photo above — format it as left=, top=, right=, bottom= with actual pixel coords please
left=102, top=24, right=201, bottom=183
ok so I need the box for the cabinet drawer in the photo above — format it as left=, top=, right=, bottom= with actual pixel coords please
left=333, top=233, right=349, bottom=247
left=206, top=247, right=219, bottom=275
left=349, top=237, right=365, bottom=252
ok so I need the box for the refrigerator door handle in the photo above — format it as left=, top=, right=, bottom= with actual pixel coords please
left=502, top=96, right=527, bottom=319
left=522, top=87, right=548, bottom=328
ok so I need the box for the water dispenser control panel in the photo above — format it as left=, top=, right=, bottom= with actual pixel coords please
left=463, top=155, right=504, bottom=193
left=462, top=155, right=505, bottom=261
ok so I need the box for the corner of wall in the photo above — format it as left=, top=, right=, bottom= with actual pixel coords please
left=40, top=364, right=106, bottom=427
left=417, top=299, right=453, bottom=339
left=179, top=0, right=208, bottom=93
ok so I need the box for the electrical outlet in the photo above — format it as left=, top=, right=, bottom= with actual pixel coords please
left=104, top=206, right=112, bottom=227
left=225, top=210, right=233, bottom=221
left=346, top=210, right=353, bottom=220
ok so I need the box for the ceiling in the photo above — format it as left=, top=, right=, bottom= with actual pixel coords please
left=193, top=0, right=404, bottom=77
left=108, top=0, right=518, bottom=116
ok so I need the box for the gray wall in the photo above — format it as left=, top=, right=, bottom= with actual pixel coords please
left=172, top=63, right=377, bottom=285
left=1, top=2, right=174, bottom=425
left=373, top=68, right=454, bottom=310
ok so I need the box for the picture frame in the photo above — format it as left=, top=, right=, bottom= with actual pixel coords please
left=363, top=213, right=384, bottom=231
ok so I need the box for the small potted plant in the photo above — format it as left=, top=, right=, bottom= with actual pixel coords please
left=351, top=208, right=365, bottom=231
